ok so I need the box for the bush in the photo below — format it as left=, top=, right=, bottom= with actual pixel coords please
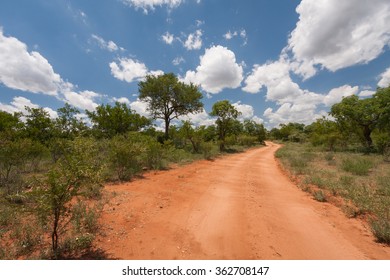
left=341, top=157, right=373, bottom=176
left=370, top=219, right=390, bottom=243
left=108, top=134, right=145, bottom=181
left=313, top=190, right=327, bottom=202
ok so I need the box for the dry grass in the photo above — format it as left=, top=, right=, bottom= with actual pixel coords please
left=276, top=142, right=390, bottom=244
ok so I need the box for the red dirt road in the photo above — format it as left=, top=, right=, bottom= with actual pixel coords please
left=95, top=142, right=390, bottom=259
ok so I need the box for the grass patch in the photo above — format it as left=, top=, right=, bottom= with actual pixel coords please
left=341, top=156, right=374, bottom=176
left=276, top=142, right=390, bottom=244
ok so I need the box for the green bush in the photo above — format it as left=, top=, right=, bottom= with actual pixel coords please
left=313, top=190, right=327, bottom=202
left=108, top=134, right=145, bottom=180
left=341, top=157, right=373, bottom=176
left=370, top=219, right=390, bottom=243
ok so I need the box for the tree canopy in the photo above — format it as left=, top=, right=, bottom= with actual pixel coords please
left=138, top=73, right=203, bottom=140
left=86, top=102, right=151, bottom=138
left=210, top=100, right=241, bottom=151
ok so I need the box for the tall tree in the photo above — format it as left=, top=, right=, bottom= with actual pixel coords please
left=86, top=102, right=151, bottom=138
left=330, top=95, right=382, bottom=150
left=24, top=107, right=54, bottom=145
left=138, top=73, right=203, bottom=140
left=210, top=100, right=241, bottom=151
left=55, top=103, right=87, bottom=139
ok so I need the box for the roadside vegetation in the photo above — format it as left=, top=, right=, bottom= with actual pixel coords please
left=0, top=73, right=266, bottom=259
left=273, top=86, right=390, bottom=244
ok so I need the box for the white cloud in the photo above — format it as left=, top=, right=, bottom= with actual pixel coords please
left=323, top=85, right=359, bottom=106
left=122, top=0, right=182, bottom=14
left=287, top=0, right=390, bottom=79
left=178, top=108, right=215, bottom=127
left=359, top=90, right=375, bottom=97
left=224, top=31, right=238, bottom=40
left=232, top=101, right=263, bottom=123
left=129, top=98, right=150, bottom=117
left=0, top=96, right=58, bottom=119
left=62, top=90, right=101, bottom=111
left=183, top=45, right=243, bottom=94
left=264, top=103, right=324, bottom=127
left=172, top=56, right=185, bottom=66
left=223, top=29, right=247, bottom=45
left=162, top=32, right=174, bottom=45
left=110, top=58, right=147, bottom=83
left=91, top=34, right=121, bottom=52
left=378, top=67, right=390, bottom=87
left=184, top=29, right=202, bottom=50
left=0, top=28, right=64, bottom=96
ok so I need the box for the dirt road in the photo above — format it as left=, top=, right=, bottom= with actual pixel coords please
left=95, top=142, right=390, bottom=259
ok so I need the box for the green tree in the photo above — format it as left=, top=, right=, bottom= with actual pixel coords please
left=178, top=121, right=204, bottom=153
left=210, top=100, right=241, bottom=151
left=34, top=138, right=103, bottom=258
left=55, top=103, right=87, bottom=139
left=307, top=117, right=342, bottom=151
left=243, top=120, right=267, bottom=144
left=86, top=102, right=151, bottom=138
left=138, top=73, right=203, bottom=140
left=24, top=107, right=54, bottom=145
left=330, top=95, right=382, bottom=151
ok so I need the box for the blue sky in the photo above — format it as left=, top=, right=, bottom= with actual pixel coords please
left=1, top=0, right=390, bottom=129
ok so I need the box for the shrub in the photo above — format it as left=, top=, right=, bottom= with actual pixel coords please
left=341, top=157, right=373, bottom=176
left=108, top=134, right=145, bottom=181
left=313, top=190, right=327, bottom=202
left=370, top=219, right=390, bottom=243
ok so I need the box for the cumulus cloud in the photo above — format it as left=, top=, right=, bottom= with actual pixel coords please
left=62, top=90, right=101, bottom=111
left=109, top=57, right=163, bottom=83
left=129, top=98, right=150, bottom=117
left=287, top=0, right=390, bottom=79
left=264, top=103, right=324, bottom=127
left=0, top=96, right=58, bottom=119
left=121, top=0, right=182, bottom=14
left=184, top=30, right=202, bottom=50
left=0, top=28, right=65, bottom=96
left=178, top=108, right=215, bottom=127
left=378, top=67, right=390, bottom=87
left=183, top=45, right=243, bottom=94
left=323, top=85, right=359, bottom=106
left=91, top=34, right=122, bottom=52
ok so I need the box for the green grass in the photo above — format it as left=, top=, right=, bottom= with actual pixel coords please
left=276, top=142, right=390, bottom=244
left=341, top=157, right=374, bottom=176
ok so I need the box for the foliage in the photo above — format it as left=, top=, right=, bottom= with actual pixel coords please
left=86, top=102, right=151, bottom=138
left=210, top=100, right=241, bottom=151
left=138, top=73, right=203, bottom=139
left=33, top=137, right=103, bottom=258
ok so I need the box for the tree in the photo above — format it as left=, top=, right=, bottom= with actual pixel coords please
left=330, top=95, right=382, bottom=151
left=86, top=102, right=151, bottom=138
left=243, top=120, right=267, bottom=144
left=55, top=103, right=87, bottom=139
left=138, top=73, right=203, bottom=140
left=24, top=107, right=54, bottom=145
left=34, top=138, right=103, bottom=258
left=210, top=100, right=241, bottom=151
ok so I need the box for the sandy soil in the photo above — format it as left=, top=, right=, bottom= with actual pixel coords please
left=95, top=142, right=390, bottom=259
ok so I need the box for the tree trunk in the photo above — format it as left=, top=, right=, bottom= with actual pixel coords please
left=362, top=125, right=373, bottom=153
left=164, top=117, right=170, bottom=141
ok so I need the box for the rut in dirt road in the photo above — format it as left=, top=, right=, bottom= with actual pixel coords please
left=96, top=143, right=390, bottom=259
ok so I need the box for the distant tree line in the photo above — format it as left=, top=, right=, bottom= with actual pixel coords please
left=269, top=86, right=390, bottom=155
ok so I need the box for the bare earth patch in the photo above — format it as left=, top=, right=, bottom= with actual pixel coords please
left=94, top=142, right=390, bottom=259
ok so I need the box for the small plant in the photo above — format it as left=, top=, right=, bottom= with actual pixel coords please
left=341, top=157, right=373, bottom=176
left=313, top=190, right=327, bottom=202
left=370, top=219, right=390, bottom=243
